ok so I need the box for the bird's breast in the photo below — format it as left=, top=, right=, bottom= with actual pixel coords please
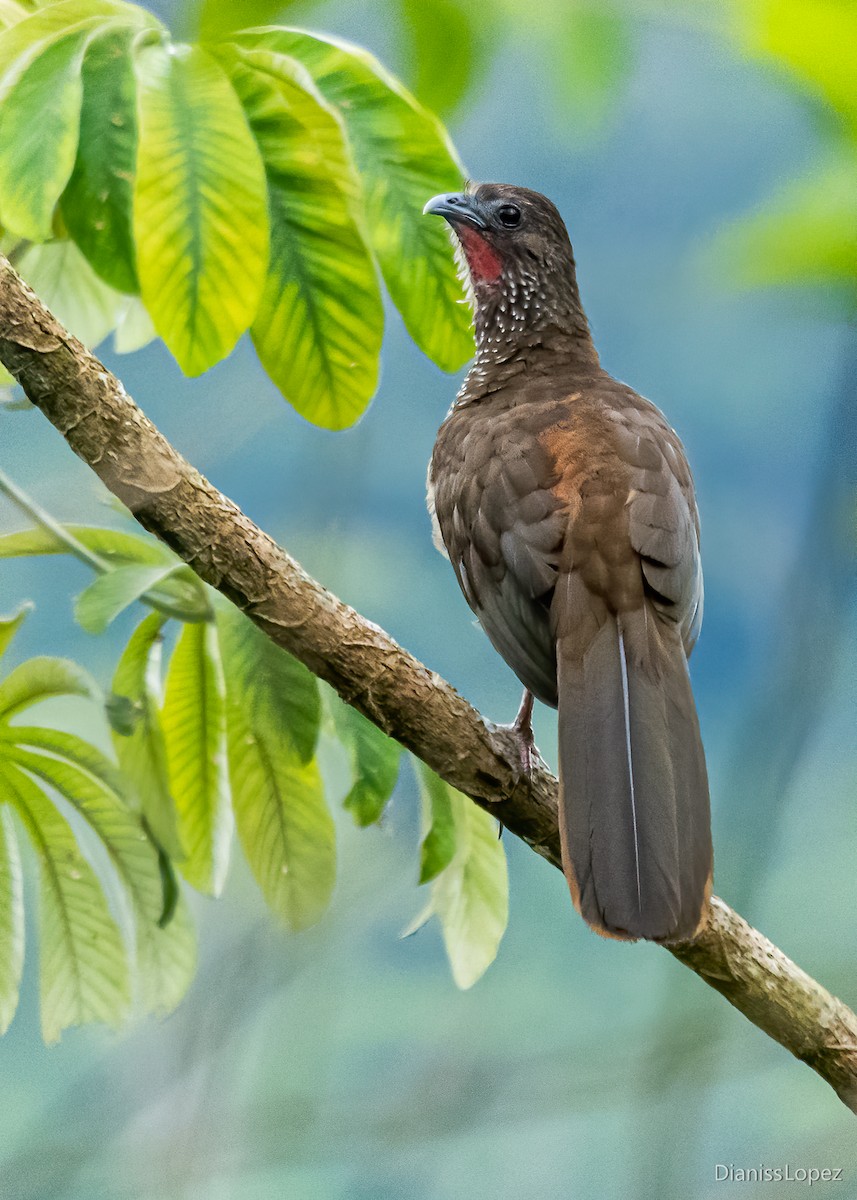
left=429, top=387, right=668, bottom=617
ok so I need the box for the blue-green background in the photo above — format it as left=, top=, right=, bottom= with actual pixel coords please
left=1, top=1, right=855, bottom=1196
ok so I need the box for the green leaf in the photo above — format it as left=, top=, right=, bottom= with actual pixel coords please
left=217, top=602, right=330, bottom=922
left=133, top=40, right=269, bottom=375
left=0, top=521, right=207, bottom=621
left=138, top=872, right=195, bottom=1012
left=0, top=601, right=30, bottom=661
left=235, top=28, right=473, bottom=373
left=5, top=735, right=195, bottom=1016
left=0, top=26, right=89, bottom=240
left=153, top=838, right=179, bottom=928
left=113, top=296, right=156, bottom=353
left=1, top=761, right=130, bottom=1042
left=0, top=0, right=154, bottom=77
left=73, top=562, right=181, bottom=634
left=140, top=878, right=193, bottom=1008
left=111, top=612, right=183, bottom=860
left=162, top=621, right=232, bottom=895
left=0, top=2, right=155, bottom=240
left=0, top=0, right=139, bottom=92
left=415, top=759, right=456, bottom=884
left=16, top=239, right=126, bottom=348
left=61, top=25, right=140, bottom=293
left=0, top=523, right=175, bottom=566
left=707, top=160, right=857, bottom=289
left=434, top=792, right=507, bottom=988
left=330, top=694, right=401, bottom=826
left=0, top=805, right=24, bottom=1035
left=199, top=0, right=302, bottom=38
left=215, top=601, right=320, bottom=763
left=550, top=7, right=630, bottom=134
left=1, top=722, right=128, bottom=795
left=218, top=42, right=382, bottom=429
left=0, top=0, right=31, bottom=30
left=412, top=771, right=508, bottom=989
left=0, top=656, right=96, bottom=720
left=227, top=700, right=335, bottom=931
left=397, top=0, right=486, bottom=119
left=742, top=0, right=857, bottom=128
left=399, top=897, right=433, bottom=939
left=104, top=692, right=138, bottom=737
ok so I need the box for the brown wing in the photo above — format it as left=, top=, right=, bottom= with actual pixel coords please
left=429, top=402, right=566, bottom=707
left=611, top=398, right=704, bottom=654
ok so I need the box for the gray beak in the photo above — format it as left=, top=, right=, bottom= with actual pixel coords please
left=423, top=192, right=488, bottom=230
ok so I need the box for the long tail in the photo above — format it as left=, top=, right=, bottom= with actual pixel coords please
left=556, top=605, right=712, bottom=941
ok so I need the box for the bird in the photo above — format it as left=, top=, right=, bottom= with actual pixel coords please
left=424, top=183, right=712, bottom=943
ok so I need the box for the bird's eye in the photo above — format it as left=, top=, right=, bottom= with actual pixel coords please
left=496, top=204, right=521, bottom=228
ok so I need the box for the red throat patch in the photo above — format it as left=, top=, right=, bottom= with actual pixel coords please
left=458, top=226, right=503, bottom=283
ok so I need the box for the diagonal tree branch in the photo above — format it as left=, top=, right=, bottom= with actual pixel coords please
left=0, top=253, right=855, bottom=1113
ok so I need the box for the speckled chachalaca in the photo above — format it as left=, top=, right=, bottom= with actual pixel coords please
left=425, top=184, right=712, bottom=942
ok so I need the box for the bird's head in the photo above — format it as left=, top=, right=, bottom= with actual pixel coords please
left=424, top=183, right=573, bottom=285
left=424, top=182, right=590, bottom=355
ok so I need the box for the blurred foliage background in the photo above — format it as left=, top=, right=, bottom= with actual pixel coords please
left=0, top=0, right=855, bottom=1196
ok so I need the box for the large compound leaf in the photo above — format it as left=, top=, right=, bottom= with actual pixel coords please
left=227, top=700, right=334, bottom=931
left=133, top=40, right=269, bottom=375
left=0, top=805, right=24, bottom=1035
left=0, top=1, right=475, bottom=387
left=408, top=769, right=507, bottom=989
left=4, top=734, right=195, bottom=1015
left=215, top=602, right=320, bottom=763
left=111, top=612, right=183, bottom=860
left=234, top=27, right=473, bottom=373
left=162, top=620, right=232, bottom=895
left=220, top=42, right=382, bottom=429
left=61, top=25, right=140, bottom=293
left=1, top=762, right=130, bottom=1042
left=329, top=692, right=401, bottom=827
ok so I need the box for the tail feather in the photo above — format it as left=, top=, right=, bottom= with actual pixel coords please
left=557, top=604, right=712, bottom=941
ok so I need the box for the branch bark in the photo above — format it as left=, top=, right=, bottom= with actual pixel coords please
left=1, top=254, right=855, bottom=1113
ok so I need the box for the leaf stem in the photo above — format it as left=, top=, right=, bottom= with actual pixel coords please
left=0, top=467, right=107, bottom=571
left=0, top=467, right=211, bottom=624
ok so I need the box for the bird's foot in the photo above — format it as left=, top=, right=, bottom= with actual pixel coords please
left=507, top=688, right=537, bottom=776
left=492, top=691, right=538, bottom=840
